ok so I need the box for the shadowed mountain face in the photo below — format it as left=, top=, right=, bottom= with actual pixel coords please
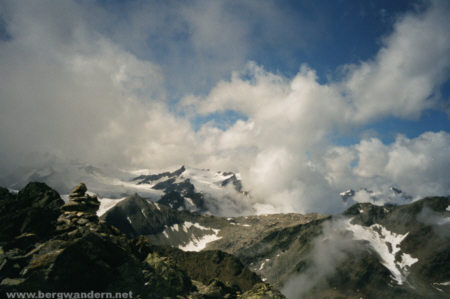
left=0, top=183, right=285, bottom=298
left=132, top=166, right=248, bottom=215
left=1, top=179, right=449, bottom=298
left=102, top=192, right=450, bottom=298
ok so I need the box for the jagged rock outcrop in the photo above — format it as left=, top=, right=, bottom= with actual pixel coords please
left=0, top=182, right=284, bottom=298
left=0, top=182, right=64, bottom=241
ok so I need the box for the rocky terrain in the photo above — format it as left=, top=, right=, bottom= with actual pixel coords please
left=132, top=166, right=249, bottom=215
left=104, top=191, right=450, bottom=298
left=0, top=182, right=285, bottom=298
left=1, top=175, right=449, bottom=298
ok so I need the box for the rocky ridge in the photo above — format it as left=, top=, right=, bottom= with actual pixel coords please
left=104, top=192, right=450, bottom=298
left=132, top=166, right=248, bottom=215
left=0, top=182, right=285, bottom=298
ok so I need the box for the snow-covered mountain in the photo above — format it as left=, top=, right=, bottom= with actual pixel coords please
left=131, top=165, right=249, bottom=215
left=2, top=163, right=253, bottom=216
left=340, top=186, right=414, bottom=206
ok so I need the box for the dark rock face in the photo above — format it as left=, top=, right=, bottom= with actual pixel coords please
left=151, top=247, right=261, bottom=292
left=156, top=178, right=206, bottom=211
left=0, top=182, right=64, bottom=241
left=102, top=193, right=185, bottom=237
left=319, top=196, right=450, bottom=299
left=132, top=166, right=211, bottom=212
left=221, top=174, right=243, bottom=192
left=133, top=165, right=186, bottom=185
left=0, top=183, right=281, bottom=298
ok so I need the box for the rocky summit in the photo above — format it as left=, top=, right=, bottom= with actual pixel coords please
left=0, top=182, right=285, bottom=298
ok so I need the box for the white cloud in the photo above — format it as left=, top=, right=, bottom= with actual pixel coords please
left=341, top=0, right=450, bottom=123
left=0, top=0, right=448, bottom=215
left=179, top=1, right=449, bottom=213
left=325, top=131, right=450, bottom=203
left=0, top=1, right=188, bottom=171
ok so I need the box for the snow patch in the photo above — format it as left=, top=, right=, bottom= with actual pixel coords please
left=159, top=221, right=223, bottom=252
left=183, top=221, right=215, bottom=231
left=61, top=194, right=71, bottom=203
left=435, top=281, right=450, bottom=286
left=340, top=189, right=355, bottom=199
left=258, top=260, right=269, bottom=271
left=97, top=196, right=126, bottom=216
left=160, top=221, right=222, bottom=251
left=184, top=197, right=197, bottom=211
left=179, top=232, right=222, bottom=252
left=346, top=220, right=418, bottom=285
left=7, top=188, right=19, bottom=194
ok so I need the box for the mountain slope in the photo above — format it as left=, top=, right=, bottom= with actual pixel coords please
left=132, top=166, right=250, bottom=215
left=0, top=183, right=285, bottom=298
left=103, top=193, right=450, bottom=298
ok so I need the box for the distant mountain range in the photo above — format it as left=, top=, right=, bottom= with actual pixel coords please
left=102, top=191, right=450, bottom=298
left=3, top=164, right=251, bottom=216
left=1, top=165, right=449, bottom=298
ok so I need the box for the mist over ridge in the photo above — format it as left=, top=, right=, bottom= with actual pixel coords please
left=0, top=0, right=449, bottom=215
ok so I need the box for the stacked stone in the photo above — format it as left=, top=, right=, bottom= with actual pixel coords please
left=61, top=183, right=100, bottom=213
left=57, top=183, right=102, bottom=235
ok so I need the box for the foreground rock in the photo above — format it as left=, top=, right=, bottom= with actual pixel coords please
left=0, top=182, right=284, bottom=298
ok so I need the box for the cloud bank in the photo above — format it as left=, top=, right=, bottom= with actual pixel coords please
left=0, top=0, right=448, bottom=214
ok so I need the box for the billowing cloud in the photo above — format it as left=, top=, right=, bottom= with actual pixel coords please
left=180, top=0, right=450, bottom=212
left=0, top=0, right=448, bottom=214
left=342, top=0, right=450, bottom=122
left=324, top=131, right=450, bottom=204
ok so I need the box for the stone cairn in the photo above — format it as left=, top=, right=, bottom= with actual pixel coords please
left=57, top=183, right=102, bottom=236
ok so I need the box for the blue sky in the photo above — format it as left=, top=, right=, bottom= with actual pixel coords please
left=93, top=0, right=421, bottom=91
left=91, top=0, right=449, bottom=143
left=0, top=0, right=449, bottom=213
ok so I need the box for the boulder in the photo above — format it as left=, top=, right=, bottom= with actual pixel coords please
left=0, top=183, right=63, bottom=241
